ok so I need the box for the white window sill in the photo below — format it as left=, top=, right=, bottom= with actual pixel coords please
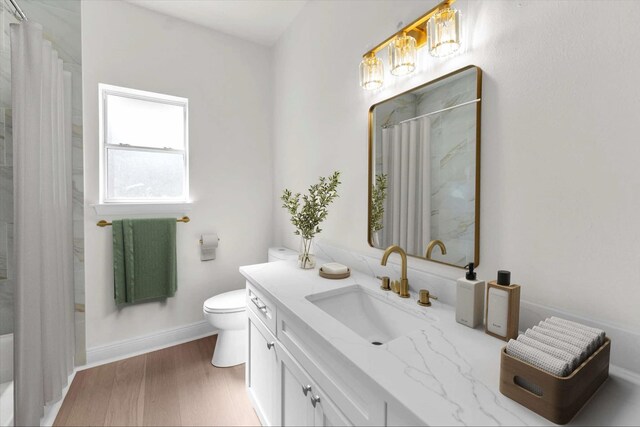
left=92, top=202, right=193, bottom=216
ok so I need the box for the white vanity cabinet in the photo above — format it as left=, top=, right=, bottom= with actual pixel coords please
left=246, top=308, right=278, bottom=426
left=246, top=281, right=385, bottom=427
left=279, top=343, right=312, bottom=426
left=278, top=341, right=352, bottom=426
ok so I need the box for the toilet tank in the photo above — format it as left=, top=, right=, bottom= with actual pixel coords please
left=268, top=247, right=297, bottom=262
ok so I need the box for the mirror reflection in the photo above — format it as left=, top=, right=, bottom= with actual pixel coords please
left=368, top=66, right=481, bottom=268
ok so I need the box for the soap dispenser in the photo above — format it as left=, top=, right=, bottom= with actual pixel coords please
left=456, top=263, right=485, bottom=328
left=485, top=270, right=521, bottom=341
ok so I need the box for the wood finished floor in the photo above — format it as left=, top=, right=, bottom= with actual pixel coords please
left=54, top=336, right=260, bottom=426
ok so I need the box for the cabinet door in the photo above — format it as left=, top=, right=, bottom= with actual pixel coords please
left=247, top=312, right=278, bottom=426
left=277, top=342, right=314, bottom=426
left=313, top=390, right=353, bottom=427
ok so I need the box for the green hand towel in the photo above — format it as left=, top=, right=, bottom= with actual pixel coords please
left=113, top=218, right=177, bottom=305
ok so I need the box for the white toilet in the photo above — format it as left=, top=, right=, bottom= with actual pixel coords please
left=267, top=246, right=298, bottom=262
left=203, top=247, right=297, bottom=367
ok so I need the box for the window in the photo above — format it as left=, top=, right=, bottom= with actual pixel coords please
left=99, top=84, right=189, bottom=204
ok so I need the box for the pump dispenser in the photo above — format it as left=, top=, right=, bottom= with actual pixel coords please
left=456, top=263, right=485, bottom=328
left=485, top=270, right=521, bottom=341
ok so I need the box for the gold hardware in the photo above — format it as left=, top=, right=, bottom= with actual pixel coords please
left=417, top=289, right=438, bottom=307
left=97, top=216, right=190, bottom=227
left=425, top=239, right=447, bottom=259
left=378, top=276, right=391, bottom=291
left=362, top=0, right=455, bottom=58
left=380, top=245, right=410, bottom=298
left=391, top=280, right=400, bottom=294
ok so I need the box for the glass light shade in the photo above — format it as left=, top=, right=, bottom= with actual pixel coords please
left=359, top=54, right=384, bottom=90
left=389, top=33, right=417, bottom=76
left=428, top=8, right=461, bottom=57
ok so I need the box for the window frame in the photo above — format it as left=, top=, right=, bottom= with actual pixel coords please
left=98, top=83, right=189, bottom=204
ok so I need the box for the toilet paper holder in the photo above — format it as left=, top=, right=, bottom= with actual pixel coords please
left=199, top=236, right=220, bottom=244
left=199, top=233, right=220, bottom=261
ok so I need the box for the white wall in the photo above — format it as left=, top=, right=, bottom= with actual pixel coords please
left=82, top=1, right=273, bottom=349
left=273, top=0, right=640, bottom=330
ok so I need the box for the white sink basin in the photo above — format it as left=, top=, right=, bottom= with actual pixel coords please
left=306, top=285, right=428, bottom=345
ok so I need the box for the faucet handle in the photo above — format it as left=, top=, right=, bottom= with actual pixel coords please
left=418, top=289, right=437, bottom=307
left=391, top=280, right=401, bottom=294
left=377, top=276, right=391, bottom=291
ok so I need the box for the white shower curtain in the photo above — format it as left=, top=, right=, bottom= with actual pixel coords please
left=11, top=22, right=75, bottom=426
left=381, top=117, right=431, bottom=255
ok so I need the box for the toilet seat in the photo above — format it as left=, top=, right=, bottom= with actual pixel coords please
left=203, top=289, right=246, bottom=314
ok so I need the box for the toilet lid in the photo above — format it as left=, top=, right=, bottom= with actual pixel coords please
left=204, top=289, right=246, bottom=313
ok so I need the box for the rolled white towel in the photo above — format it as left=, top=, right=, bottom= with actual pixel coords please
left=517, top=335, right=579, bottom=371
left=542, top=319, right=602, bottom=349
left=548, top=317, right=605, bottom=346
left=532, top=325, right=594, bottom=355
left=537, top=322, right=597, bottom=354
left=524, top=329, right=588, bottom=363
left=506, top=339, right=571, bottom=377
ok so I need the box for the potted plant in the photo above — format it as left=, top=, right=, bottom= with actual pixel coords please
left=281, top=171, right=341, bottom=269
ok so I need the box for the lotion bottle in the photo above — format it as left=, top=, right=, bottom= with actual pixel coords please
left=456, top=263, right=485, bottom=328
left=485, top=270, right=521, bottom=341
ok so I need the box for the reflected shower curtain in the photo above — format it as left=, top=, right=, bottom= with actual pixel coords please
left=11, top=22, right=74, bottom=426
left=381, top=118, right=431, bottom=255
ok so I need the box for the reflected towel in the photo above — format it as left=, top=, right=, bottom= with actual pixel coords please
left=113, top=218, right=177, bottom=304
left=547, top=317, right=605, bottom=346
left=524, top=329, right=588, bottom=363
left=506, top=339, right=571, bottom=377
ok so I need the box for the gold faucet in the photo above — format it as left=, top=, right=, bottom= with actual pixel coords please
left=380, top=245, right=410, bottom=298
left=425, top=239, right=447, bottom=259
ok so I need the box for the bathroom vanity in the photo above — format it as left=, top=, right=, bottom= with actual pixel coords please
left=240, top=259, right=640, bottom=426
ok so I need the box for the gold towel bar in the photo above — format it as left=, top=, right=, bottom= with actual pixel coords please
left=96, top=216, right=191, bottom=227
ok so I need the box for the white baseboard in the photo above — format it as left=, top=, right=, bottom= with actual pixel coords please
left=85, top=320, right=216, bottom=368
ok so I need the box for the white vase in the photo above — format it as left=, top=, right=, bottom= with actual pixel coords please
left=298, top=237, right=316, bottom=269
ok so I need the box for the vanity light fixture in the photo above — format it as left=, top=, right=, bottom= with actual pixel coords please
left=389, top=32, right=417, bottom=76
left=427, top=6, right=461, bottom=57
left=359, top=52, right=384, bottom=90
left=360, top=0, right=460, bottom=90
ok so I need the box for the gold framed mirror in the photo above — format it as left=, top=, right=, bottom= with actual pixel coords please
left=368, top=65, right=482, bottom=268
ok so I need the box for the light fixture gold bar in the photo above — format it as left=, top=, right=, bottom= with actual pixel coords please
left=363, top=0, right=455, bottom=57
left=96, top=216, right=191, bottom=227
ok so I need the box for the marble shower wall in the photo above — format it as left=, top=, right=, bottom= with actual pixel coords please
left=0, top=0, right=84, bottom=363
left=416, top=71, right=477, bottom=266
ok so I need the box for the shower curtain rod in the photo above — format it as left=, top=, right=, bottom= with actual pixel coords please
left=382, top=98, right=480, bottom=128
left=7, top=0, right=27, bottom=21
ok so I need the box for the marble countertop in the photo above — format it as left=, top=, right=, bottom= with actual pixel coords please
left=240, top=259, right=640, bottom=426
